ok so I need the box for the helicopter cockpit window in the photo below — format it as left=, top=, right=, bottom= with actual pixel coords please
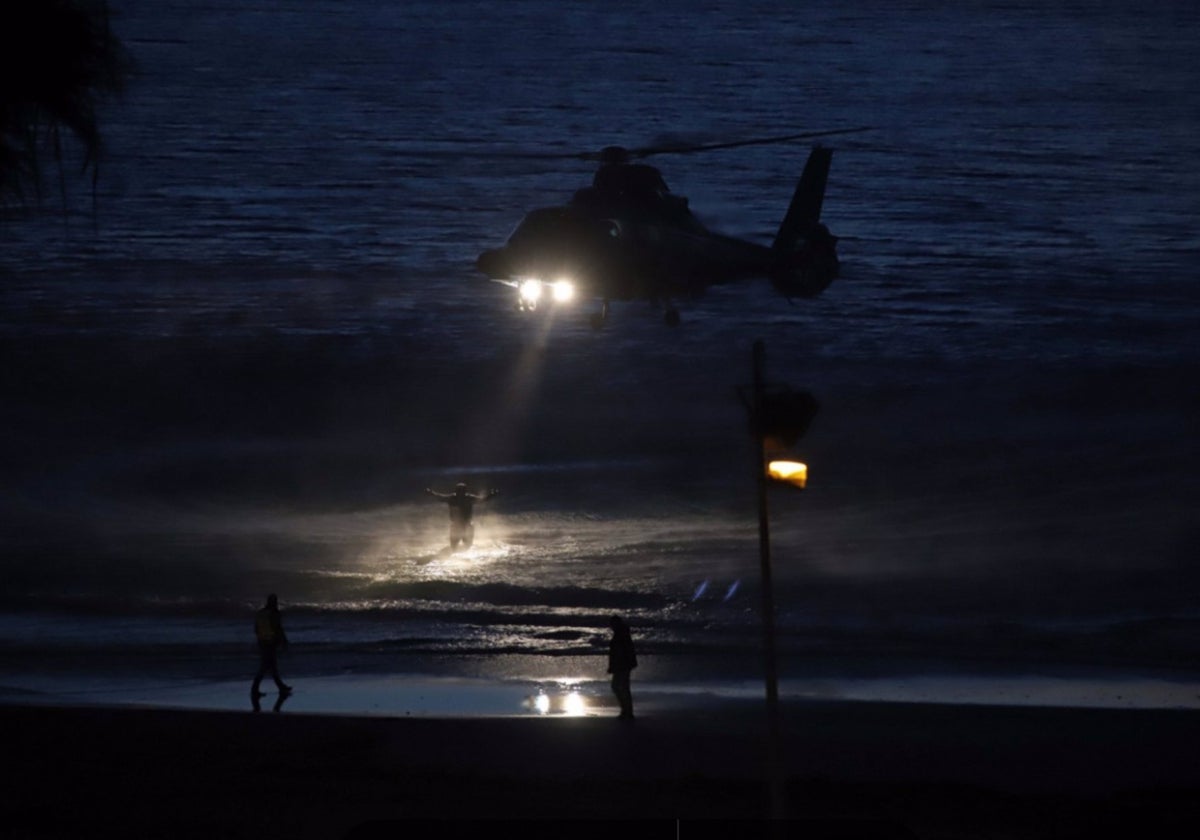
left=507, top=208, right=567, bottom=244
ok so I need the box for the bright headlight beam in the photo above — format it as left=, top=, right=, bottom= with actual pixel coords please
left=550, top=279, right=575, bottom=303
left=518, top=278, right=543, bottom=305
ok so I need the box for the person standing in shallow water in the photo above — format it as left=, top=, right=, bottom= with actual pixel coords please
left=425, top=483, right=498, bottom=551
left=251, top=593, right=292, bottom=699
left=607, top=615, right=637, bottom=720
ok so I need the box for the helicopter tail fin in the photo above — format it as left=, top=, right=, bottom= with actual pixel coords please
left=770, top=145, right=839, bottom=298
left=772, top=145, right=832, bottom=253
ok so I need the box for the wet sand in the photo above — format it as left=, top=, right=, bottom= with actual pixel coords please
left=4, top=694, right=1199, bottom=839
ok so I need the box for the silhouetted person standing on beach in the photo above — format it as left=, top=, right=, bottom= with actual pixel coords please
left=251, top=593, right=292, bottom=700
left=608, top=615, right=637, bottom=720
left=426, top=483, right=498, bottom=551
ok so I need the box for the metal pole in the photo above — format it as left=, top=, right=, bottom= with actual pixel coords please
left=753, top=339, right=784, bottom=816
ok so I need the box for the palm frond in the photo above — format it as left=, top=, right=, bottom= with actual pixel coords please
left=0, top=0, right=132, bottom=210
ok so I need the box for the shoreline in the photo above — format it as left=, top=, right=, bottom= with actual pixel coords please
left=3, top=665, right=1198, bottom=719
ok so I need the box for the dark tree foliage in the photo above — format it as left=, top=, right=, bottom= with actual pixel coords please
left=0, top=0, right=132, bottom=209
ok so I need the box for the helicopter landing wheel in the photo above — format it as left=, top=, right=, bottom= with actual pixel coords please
left=664, top=308, right=681, bottom=327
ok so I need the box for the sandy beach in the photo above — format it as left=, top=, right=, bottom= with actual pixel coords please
left=5, top=688, right=1199, bottom=839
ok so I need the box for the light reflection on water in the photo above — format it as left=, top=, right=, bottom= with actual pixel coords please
left=6, top=672, right=1195, bottom=716
left=525, top=681, right=593, bottom=716
left=412, top=543, right=516, bottom=580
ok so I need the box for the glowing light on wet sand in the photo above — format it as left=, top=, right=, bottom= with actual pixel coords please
left=527, top=684, right=589, bottom=716
left=563, top=691, right=586, bottom=717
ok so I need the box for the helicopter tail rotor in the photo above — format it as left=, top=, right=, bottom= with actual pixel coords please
left=771, top=222, right=840, bottom=300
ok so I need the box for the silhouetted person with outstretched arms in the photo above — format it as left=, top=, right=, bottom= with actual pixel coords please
left=425, top=483, right=498, bottom=551
left=608, top=615, right=637, bottom=720
left=251, top=593, right=292, bottom=700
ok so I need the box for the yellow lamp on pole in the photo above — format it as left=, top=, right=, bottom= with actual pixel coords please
left=740, top=340, right=820, bottom=817
left=767, top=460, right=808, bottom=489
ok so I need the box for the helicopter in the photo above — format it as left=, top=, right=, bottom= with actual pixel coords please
left=473, top=127, right=871, bottom=328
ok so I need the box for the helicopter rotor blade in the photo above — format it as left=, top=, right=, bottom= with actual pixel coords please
left=388, top=147, right=593, bottom=161
left=626, top=127, right=874, bottom=159
left=386, top=127, right=872, bottom=164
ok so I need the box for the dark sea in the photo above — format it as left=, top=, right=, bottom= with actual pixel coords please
left=2, top=0, right=1197, bottom=711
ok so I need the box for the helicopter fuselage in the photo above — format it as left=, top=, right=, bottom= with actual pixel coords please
left=475, top=148, right=841, bottom=325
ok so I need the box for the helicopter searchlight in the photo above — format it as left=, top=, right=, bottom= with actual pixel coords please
left=517, top=278, right=542, bottom=310
left=515, top=277, right=577, bottom=311
left=473, top=127, right=871, bottom=328
left=551, top=279, right=576, bottom=303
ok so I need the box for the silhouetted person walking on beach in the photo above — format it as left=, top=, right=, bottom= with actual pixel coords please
left=426, top=483, right=498, bottom=551
left=251, top=593, right=292, bottom=700
left=608, top=615, right=637, bottom=720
